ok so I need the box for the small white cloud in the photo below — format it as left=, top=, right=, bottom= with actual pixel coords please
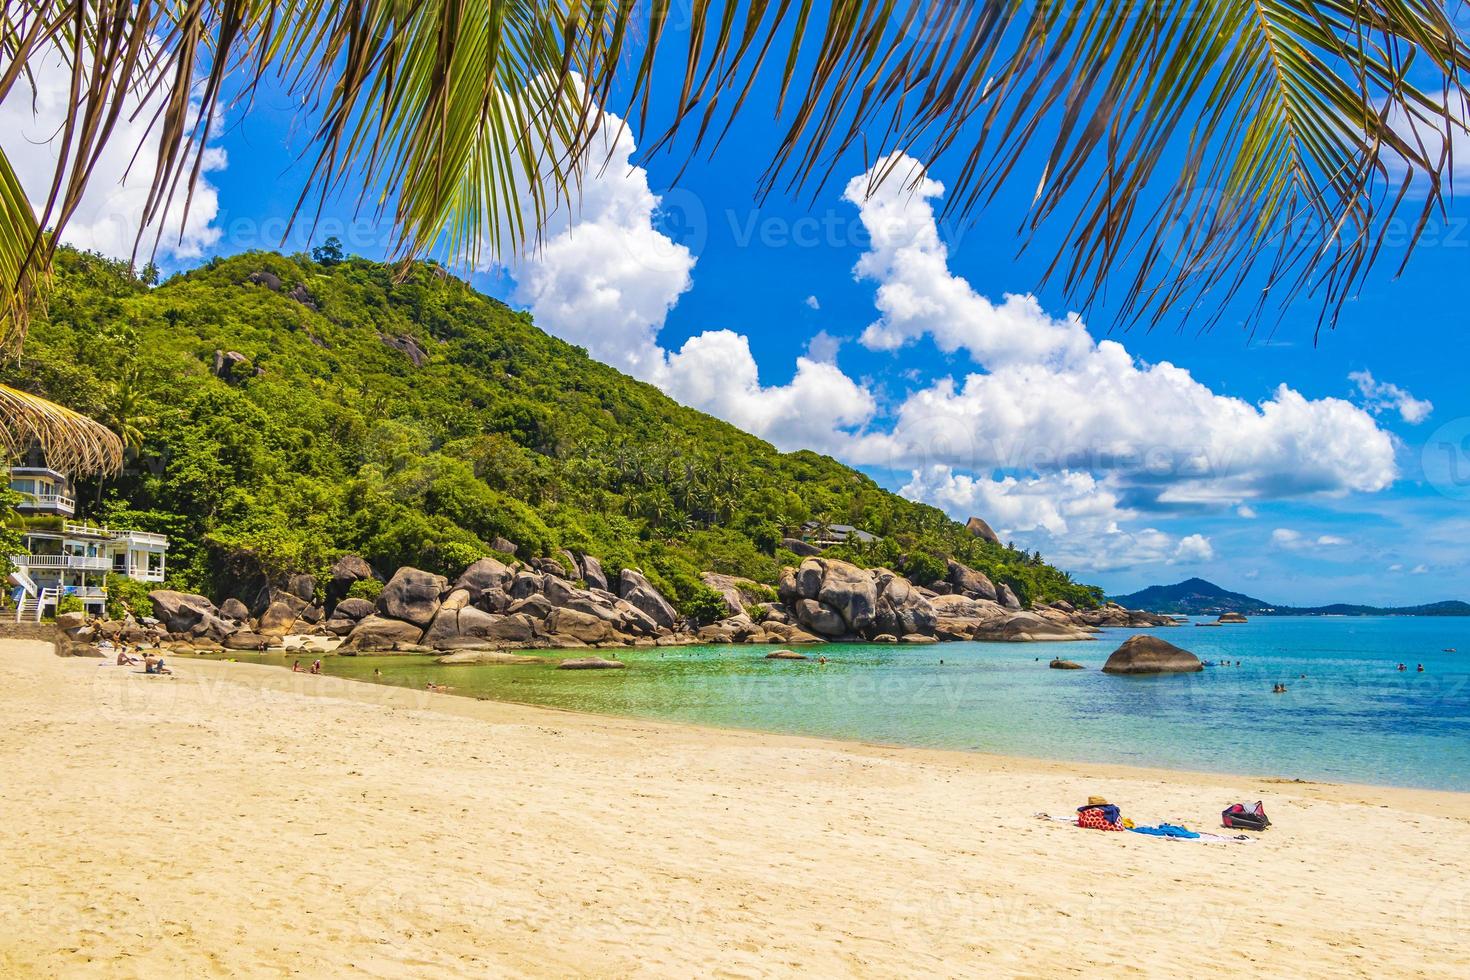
left=1237, top=505, right=1258, bottom=519
left=1411, top=564, right=1430, bottom=575
left=805, top=295, right=821, bottom=310
left=1174, top=534, right=1216, bottom=563
left=1388, top=563, right=1404, bottom=572
left=1272, top=528, right=1351, bottom=552
left=805, top=330, right=842, bottom=364
left=1349, top=370, right=1433, bottom=425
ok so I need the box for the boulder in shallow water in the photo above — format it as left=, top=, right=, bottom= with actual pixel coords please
left=556, top=657, right=626, bottom=670
left=1049, top=659, right=1086, bottom=670
left=1217, top=612, right=1248, bottom=624
left=765, top=650, right=809, bottom=660
left=344, top=615, right=426, bottom=651
left=1102, top=635, right=1203, bottom=675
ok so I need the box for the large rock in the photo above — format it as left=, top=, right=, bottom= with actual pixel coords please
left=257, top=600, right=301, bottom=637
left=1217, top=612, right=1248, bottom=624
left=578, top=554, right=609, bottom=591
left=780, top=537, right=823, bottom=557
left=436, top=649, right=543, bottom=665
left=794, top=558, right=825, bottom=600
left=816, top=559, right=879, bottom=633
left=996, top=583, right=1022, bottom=610
left=334, top=597, right=376, bottom=621
left=376, top=567, right=447, bottom=627
left=490, top=536, right=518, bottom=556
left=148, top=591, right=219, bottom=633
left=509, top=571, right=545, bottom=600
left=973, top=612, right=1091, bottom=643
left=344, top=615, right=425, bottom=651
left=557, top=657, right=626, bottom=670
left=546, top=607, right=616, bottom=644
left=1102, top=635, right=1203, bottom=674
left=327, top=555, right=376, bottom=605
left=286, top=574, right=317, bottom=603
left=794, top=598, right=848, bottom=638
left=617, top=568, right=677, bottom=629
left=189, top=611, right=239, bottom=643
left=701, top=572, right=766, bottom=618
left=965, top=516, right=1001, bottom=545
left=455, top=557, right=514, bottom=594
left=219, top=597, right=250, bottom=623
left=945, top=560, right=997, bottom=601
left=874, top=570, right=938, bottom=637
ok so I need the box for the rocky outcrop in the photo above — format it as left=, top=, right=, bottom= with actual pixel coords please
left=1217, top=612, right=1248, bottom=624
left=286, top=574, right=317, bottom=603
left=776, top=559, right=938, bottom=641
left=1102, top=635, right=1203, bottom=674
left=343, top=615, right=426, bottom=651
left=333, top=597, right=376, bottom=621
left=220, top=597, right=250, bottom=622
left=945, top=559, right=998, bottom=601
left=618, top=568, right=677, bottom=629
left=765, top=650, right=808, bottom=660
left=257, top=600, right=302, bottom=637
left=701, top=572, right=766, bottom=618
left=455, top=557, right=514, bottom=595
left=376, top=567, right=447, bottom=627
left=997, top=583, right=1023, bottom=610
left=1074, top=603, right=1178, bottom=629
left=490, top=536, right=518, bottom=556
left=148, top=591, right=219, bottom=633
left=965, top=516, right=1001, bottom=544
left=578, top=553, right=609, bottom=591
left=780, top=537, right=823, bottom=557
left=380, top=332, right=428, bottom=367
left=327, top=555, right=376, bottom=606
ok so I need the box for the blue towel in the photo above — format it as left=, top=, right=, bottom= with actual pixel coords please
left=1129, top=823, right=1200, bottom=839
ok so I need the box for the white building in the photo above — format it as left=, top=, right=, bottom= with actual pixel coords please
left=7, top=465, right=168, bottom=621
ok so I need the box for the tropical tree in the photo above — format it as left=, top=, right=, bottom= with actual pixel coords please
left=2, top=1, right=1469, bottom=471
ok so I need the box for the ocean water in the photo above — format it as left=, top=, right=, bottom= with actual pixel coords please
left=205, top=617, right=1470, bottom=791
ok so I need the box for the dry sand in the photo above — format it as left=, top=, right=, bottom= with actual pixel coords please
left=2, top=637, right=1468, bottom=978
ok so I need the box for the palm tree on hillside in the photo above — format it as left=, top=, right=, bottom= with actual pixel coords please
left=2, top=2, right=1468, bottom=474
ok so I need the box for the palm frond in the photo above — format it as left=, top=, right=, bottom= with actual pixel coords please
left=1, top=0, right=1468, bottom=341
left=0, top=383, right=124, bottom=477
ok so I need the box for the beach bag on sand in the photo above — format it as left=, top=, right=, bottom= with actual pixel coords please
left=1222, top=801, right=1271, bottom=831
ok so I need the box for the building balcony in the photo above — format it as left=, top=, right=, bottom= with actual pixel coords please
left=16, top=493, right=76, bottom=516
left=10, top=554, right=113, bottom=572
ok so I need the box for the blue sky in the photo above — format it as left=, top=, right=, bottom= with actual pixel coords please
left=9, top=23, right=1468, bottom=606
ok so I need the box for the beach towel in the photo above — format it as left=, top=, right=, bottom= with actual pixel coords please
left=1129, top=823, right=1200, bottom=839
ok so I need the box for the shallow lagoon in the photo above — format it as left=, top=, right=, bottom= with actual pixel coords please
left=195, top=616, right=1470, bottom=791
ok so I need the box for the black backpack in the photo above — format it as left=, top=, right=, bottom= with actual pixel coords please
left=1222, top=801, right=1271, bottom=831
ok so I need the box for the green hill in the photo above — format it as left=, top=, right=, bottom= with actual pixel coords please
left=1109, top=578, right=1272, bottom=615
left=4, top=248, right=1102, bottom=614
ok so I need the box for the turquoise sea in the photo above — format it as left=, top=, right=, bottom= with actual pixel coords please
left=203, top=617, right=1470, bottom=791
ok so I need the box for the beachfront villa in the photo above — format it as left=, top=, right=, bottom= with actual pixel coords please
left=6, top=464, right=168, bottom=621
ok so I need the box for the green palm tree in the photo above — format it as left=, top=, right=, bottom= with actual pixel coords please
left=2, top=2, right=1468, bottom=472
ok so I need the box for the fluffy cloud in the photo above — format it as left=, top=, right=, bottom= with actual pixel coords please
left=502, top=101, right=695, bottom=379
left=1, top=45, right=224, bottom=261
left=658, top=330, right=875, bottom=453
left=1271, top=528, right=1352, bottom=552
left=1349, top=370, right=1433, bottom=424
left=900, top=465, right=1214, bottom=571
left=842, top=155, right=1399, bottom=511
left=843, top=160, right=1091, bottom=367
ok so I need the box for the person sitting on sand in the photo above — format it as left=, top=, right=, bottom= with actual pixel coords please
left=309, top=659, right=323, bottom=675
left=143, top=654, right=172, bottom=675
left=292, top=660, right=303, bottom=673
left=115, top=650, right=139, bottom=666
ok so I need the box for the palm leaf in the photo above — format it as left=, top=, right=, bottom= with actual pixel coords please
left=1, top=0, right=1467, bottom=344
left=0, top=382, right=124, bottom=478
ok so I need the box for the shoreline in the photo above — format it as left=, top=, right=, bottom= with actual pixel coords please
left=6, top=638, right=1470, bottom=975
left=186, top=637, right=1470, bottom=800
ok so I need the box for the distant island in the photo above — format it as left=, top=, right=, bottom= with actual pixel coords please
left=1110, top=578, right=1470, bottom=617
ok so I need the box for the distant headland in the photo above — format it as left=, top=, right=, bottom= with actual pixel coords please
left=1109, top=578, right=1470, bottom=617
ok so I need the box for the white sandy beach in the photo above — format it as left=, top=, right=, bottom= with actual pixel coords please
left=2, top=637, right=1468, bottom=977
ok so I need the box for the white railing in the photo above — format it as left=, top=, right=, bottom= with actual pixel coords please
left=20, top=492, right=75, bottom=513
left=11, top=554, right=113, bottom=572
left=63, top=522, right=168, bottom=547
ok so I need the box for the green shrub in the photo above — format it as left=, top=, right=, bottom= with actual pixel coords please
left=682, top=585, right=731, bottom=627
left=104, top=575, right=154, bottom=620
left=346, top=577, right=384, bottom=602
left=53, top=595, right=85, bottom=617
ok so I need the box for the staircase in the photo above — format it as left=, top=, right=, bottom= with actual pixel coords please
left=14, top=588, right=55, bottom=624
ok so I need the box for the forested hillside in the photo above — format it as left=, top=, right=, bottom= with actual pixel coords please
left=4, top=248, right=1102, bottom=613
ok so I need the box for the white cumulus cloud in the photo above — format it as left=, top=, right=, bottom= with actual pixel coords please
left=1, top=44, right=224, bottom=261
left=1349, top=370, right=1433, bottom=424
